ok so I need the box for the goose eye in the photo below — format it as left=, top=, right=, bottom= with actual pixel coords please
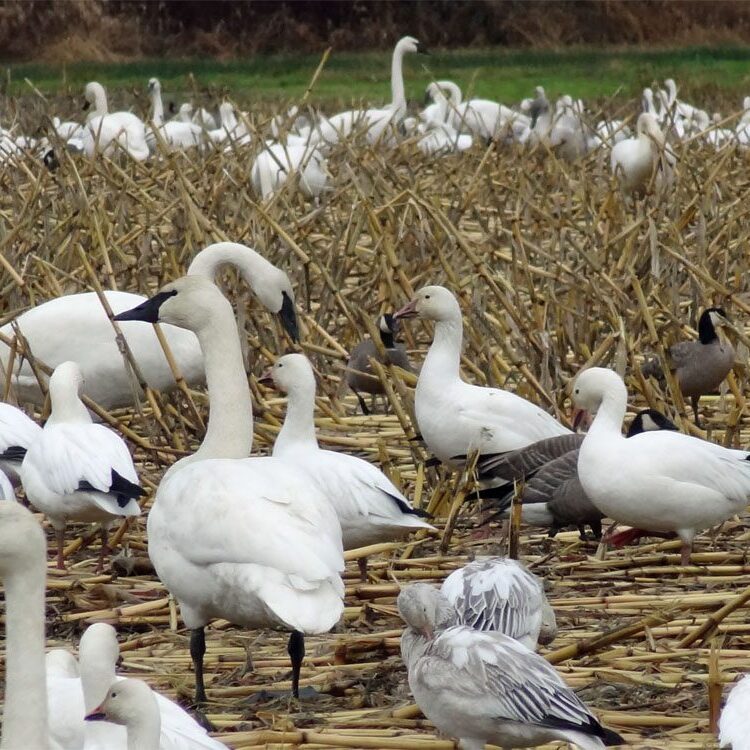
left=425, top=295, right=431, bottom=300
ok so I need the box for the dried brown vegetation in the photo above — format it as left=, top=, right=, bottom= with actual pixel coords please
left=2, top=90, right=750, bottom=749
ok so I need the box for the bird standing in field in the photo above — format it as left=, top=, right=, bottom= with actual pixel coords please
left=642, top=307, right=735, bottom=427
left=345, top=313, right=413, bottom=415
left=20, top=361, right=143, bottom=570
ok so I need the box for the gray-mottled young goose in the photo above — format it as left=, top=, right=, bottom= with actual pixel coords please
left=642, top=307, right=735, bottom=426
left=481, top=409, right=678, bottom=540
left=345, top=313, right=413, bottom=414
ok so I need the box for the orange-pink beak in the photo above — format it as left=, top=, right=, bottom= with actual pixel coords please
left=572, top=408, right=590, bottom=431
left=257, top=368, right=275, bottom=387
left=394, top=299, right=419, bottom=320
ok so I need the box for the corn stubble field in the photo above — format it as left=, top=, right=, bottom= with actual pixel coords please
left=3, top=88, right=750, bottom=749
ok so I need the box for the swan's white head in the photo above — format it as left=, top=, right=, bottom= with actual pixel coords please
left=396, top=35, right=423, bottom=55
left=83, top=82, right=106, bottom=111
left=147, top=78, right=160, bottom=94
left=265, top=353, right=315, bottom=395
left=394, top=285, right=461, bottom=324
left=397, top=583, right=456, bottom=639
left=571, top=367, right=628, bottom=427
left=179, top=102, right=193, bottom=117
left=85, top=678, right=158, bottom=730
left=636, top=112, right=662, bottom=140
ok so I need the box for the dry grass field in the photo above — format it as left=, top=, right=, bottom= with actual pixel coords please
left=2, top=87, right=750, bottom=749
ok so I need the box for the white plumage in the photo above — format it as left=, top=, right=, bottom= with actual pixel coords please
left=20, top=361, right=142, bottom=569
left=398, top=585, right=623, bottom=750
left=265, top=353, right=433, bottom=551
left=720, top=674, right=750, bottom=749
left=394, top=285, right=569, bottom=467
left=440, top=557, right=556, bottom=649
left=114, top=276, right=343, bottom=702
left=573, top=367, right=750, bottom=565
left=0, top=242, right=297, bottom=408
left=251, top=141, right=328, bottom=199
left=146, top=79, right=202, bottom=151
left=46, top=623, right=228, bottom=750
left=0, top=402, right=42, bottom=485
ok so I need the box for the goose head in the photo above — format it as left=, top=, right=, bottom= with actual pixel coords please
left=379, top=313, right=399, bottom=335
left=85, top=678, right=158, bottom=729
left=571, top=367, right=628, bottom=428
left=394, top=285, right=461, bottom=324
left=698, top=307, right=729, bottom=344
left=627, top=408, right=678, bottom=437
left=397, top=583, right=456, bottom=639
left=262, top=352, right=315, bottom=395
left=79, top=622, right=121, bottom=713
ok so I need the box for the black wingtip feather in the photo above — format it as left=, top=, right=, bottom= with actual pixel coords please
left=602, top=727, right=626, bottom=746
left=383, top=490, right=432, bottom=518
left=78, top=470, right=144, bottom=507
left=1, top=445, right=27, bottom=462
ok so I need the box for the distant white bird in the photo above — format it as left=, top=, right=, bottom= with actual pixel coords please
left=81, top=82, right=149, bottom=161
left=20, top=361, right=143, bottom=570
left=0, top=242, right=298, bottom=408
left=263, top=353, right=433, bottom=573
left=720, top=674, right=750, bottom=749
left=440, top=557, right=556, bottom=649
left=206, top=102, right=251, bottom=149
left=146, top=79, right=202, bottom=151
left=573, top=367, right=750, bottom=565
left=114, top=277, right=344, bottom=702
left=52, top=117, right=85, bottom=141
left=420, top=81, right=461, bottom=125
left=47, top=622, right=229, bottom=749
left=394, top=285, right=569, bottom=468
left=611, top=112, right=675, bottom=195
left=175, top=103, right=218, bottom=131
left=312, top=36, right=424, bottom=147
left=251, top=141, right=328, bottom=199
left=0, top=402, right=41, bottom=485
left=398, top=584, right=624, bottom=750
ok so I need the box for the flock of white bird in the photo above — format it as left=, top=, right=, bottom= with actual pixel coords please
left=2, top=34, right=750, bottom=203
left=2, top=34, right=750, bottom=750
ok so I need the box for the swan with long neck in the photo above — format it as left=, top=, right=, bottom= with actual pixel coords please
left=82, top=81, right=149, bottom=161
left=0, top=502, right=49, bottom=750
left=146, top=78, right=202, bottom=151
left=312, top=36, right=425, bottom=147
left=394, top=285, right=569, bottom=469
left=573, top=367, right=750, bottom=565
left=114, top=277, right=344, bottom=702
left=0, top=242, right=298, bottom=409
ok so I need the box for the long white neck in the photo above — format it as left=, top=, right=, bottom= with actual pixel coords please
left=187, top=242, right=279, bottom=301
left=587, top=380, right=628, bottom=442
left=150, top=87, right=164, bottom=126
left=125, top=699, right=160, bottom=750
left=1, top=555, right=48, bottom=749
left=274, top=382, right=319, bottom=456
left=441, top=81, right=462, bottom=105
left=170, top=296, right=253, bottom=474
left=420, top=315, right=463, bottom=389
left=47, top=384, right=92, bottom=426
left=91, top=84, right=108, bottom=116
left=390, top=41, right=408, bottom=116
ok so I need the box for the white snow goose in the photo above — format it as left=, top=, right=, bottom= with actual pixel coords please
left=394, top=285, right=569, bottom=469
left=398, top=584, right=624, bottom=750
left=573, top=367, right=750, bottom=565
left=719, top=674, right=750, bottom=749
left=20, top=361, right=143, bottom=570
left=0, top=402, right=42, bottom=485
left=440, top=557, right=556, bottom=649
left=114, top=277, right=344, bottom=702
left=261, top=353, right=433, bottom=577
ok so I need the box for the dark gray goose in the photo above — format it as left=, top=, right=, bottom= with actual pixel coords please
left=642, top=307, right=735, bottom=426
left=480, top=409, right=678, bottom=540
left=345, top=313, right=413, bottom=414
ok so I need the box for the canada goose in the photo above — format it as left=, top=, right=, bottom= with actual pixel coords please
left=345, top=313, right=413, bottom=415
left=641, top=307, right=735, bottom=426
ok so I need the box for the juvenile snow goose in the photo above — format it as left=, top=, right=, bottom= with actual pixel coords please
left=440, top=558, right=556, bottom=649
left=0, top=501, right=49, bottom=750
left=394, top=286, right=569, bottom=468
left=114, top=277, right=344, bottom=702
left=0, top=402, right=42, bottom=485
left=82, top=82, right=149, bottom=162
left=0, top=241, right=298, bottom=408
left=641, top=307, right=735, bottom=427
left=398, top=584, right=624, bottom=750
left=719, top=674, right=750, bottom=749
left=345, top=313, right=413, bottom=415
left=20, top=361, right=143, bottom=570
left=573, top=367, right=750, bottom=566
left=47, top=622, right=229, bottom=749
left=610, top=112, right=675, bottom=195
left=262, top=353, right=432, bottom=576
left=481, top=409, right=678, bottom=540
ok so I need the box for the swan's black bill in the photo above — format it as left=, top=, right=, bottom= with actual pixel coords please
left=82, top=100, right=90, bottom=111
left=279, top=291, right=299, bottom=342
left=418, top=44, right=430, bottom=55
left=113, top=290, right=177, bottom=324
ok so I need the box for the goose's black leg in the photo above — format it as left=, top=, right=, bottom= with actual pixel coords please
left=287, top=630, right=305, bottom=699
left=577, top=525, right=589, bottom=541
left=190, top=627, right=207, bottom=704
left=590, top=518, right=603, bottom=540
left=355, top=391, right=370, bottom=415
left=691, top=396, right=702, bottom=428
